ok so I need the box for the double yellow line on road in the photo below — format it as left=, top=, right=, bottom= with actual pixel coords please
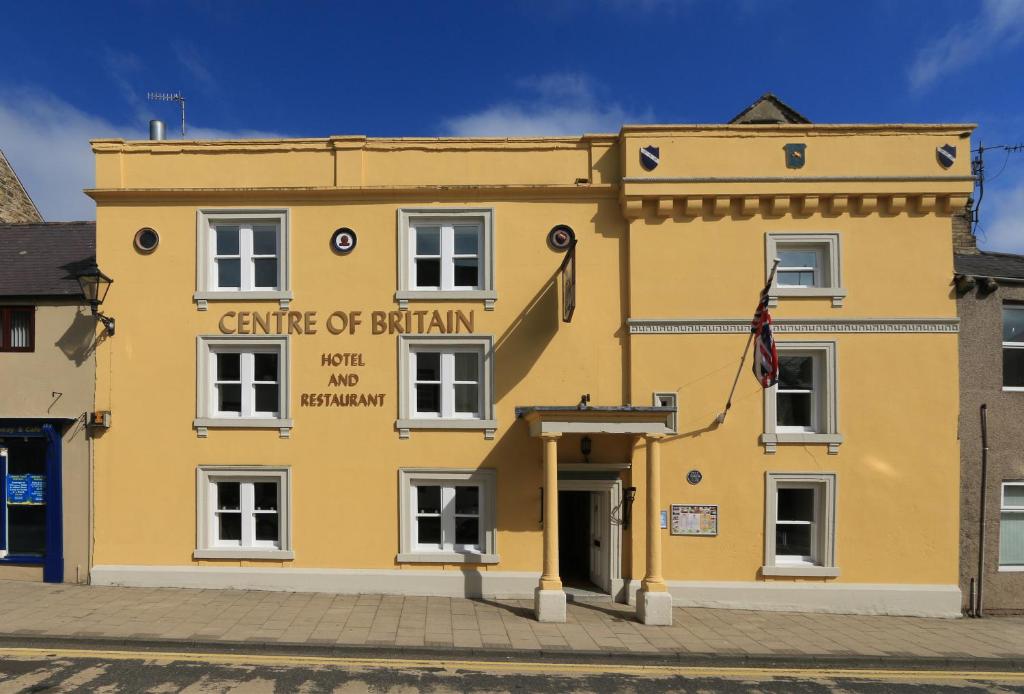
left=1, top=646, right=1022, bottom=684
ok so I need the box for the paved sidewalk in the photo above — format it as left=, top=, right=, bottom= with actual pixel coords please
left=2, top=580, right=1024, bottom=666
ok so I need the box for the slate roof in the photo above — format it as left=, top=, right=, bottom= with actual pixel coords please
left=729, top=93, right=812, bottom=125
left=955, top=251, right=1024, bottom=281
left=0, top=222, right=95, bottom=296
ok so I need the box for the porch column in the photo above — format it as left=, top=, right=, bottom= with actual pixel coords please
left=535, top=432, right=566, bottom=622
left=638, top=433, right=672, bottom=625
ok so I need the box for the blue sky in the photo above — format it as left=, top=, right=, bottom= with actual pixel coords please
left=2, top=0, right=1022, bottom=252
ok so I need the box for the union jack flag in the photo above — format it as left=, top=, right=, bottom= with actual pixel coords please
left=751, top=290, right=779, bottom=387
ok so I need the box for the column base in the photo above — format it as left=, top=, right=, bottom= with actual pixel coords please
left=637, top=589, right=673, bottom=626
left=534, top=587, right=567, bottom=623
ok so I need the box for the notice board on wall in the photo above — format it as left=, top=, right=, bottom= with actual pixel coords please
left=670, top=504, right=718, bottom=536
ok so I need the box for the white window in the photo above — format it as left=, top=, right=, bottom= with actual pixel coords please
left=1003, top=306, right=1024, bottom=390
left=195, top=466, right=292, bottom=560
left=397, top=335, right=496, bottom=439
left=762, top=341, right=841, bottom=453
left=397, top=209, right=496, bottom=310
left=1000, top=482, right=1024, bottom=570
left=195, top=335, right=292, bottom=438
left=397, top=468, right=497, bottom=564
left=195, top=209, right=291, bottom=310
left=765, top=233, right=845, bottom=307
left=763, top=473, right=838, bottom=577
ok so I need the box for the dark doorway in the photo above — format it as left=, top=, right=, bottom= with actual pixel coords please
left=558, top=490, right=592, bottom=588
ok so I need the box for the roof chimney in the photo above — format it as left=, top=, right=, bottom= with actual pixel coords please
left=149, top=120, right=166, bottom=141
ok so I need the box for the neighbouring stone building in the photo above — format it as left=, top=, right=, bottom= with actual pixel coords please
left=0, top=151, right=43, bottom=224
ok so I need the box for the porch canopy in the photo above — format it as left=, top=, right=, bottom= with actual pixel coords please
left=515, top=404, right=676, bottom=626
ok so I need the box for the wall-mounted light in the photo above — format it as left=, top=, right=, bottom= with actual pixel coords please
left=623, top=487, right=637, bottom=530
left=77, top=263, right=115, bottom=336
left=581, top=435, right=592, bottom=463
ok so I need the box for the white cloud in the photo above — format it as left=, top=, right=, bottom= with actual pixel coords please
left=443, top=72, right=650, bottom=136
left=173, top=41, right=218, bottom=93
left=908, top=0, right=1024, bottom=91
left=978, top=173, right=1024, bottom=253
left=0, top=88, right=281, bottom=221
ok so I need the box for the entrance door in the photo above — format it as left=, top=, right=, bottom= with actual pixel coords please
left=588, top=492, right=607, bottom=590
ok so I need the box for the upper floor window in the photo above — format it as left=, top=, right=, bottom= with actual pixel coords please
left=762, top=341, right=842, bottom=454
left=765, top=233, right=846, bottom=308
left=0, top=307, right=33, bottom=352
left=194, top=210, right=291, bottom=311
left=397, top=209, right=496, bottom=310
left=1003, top=305, right=1024, bottom=390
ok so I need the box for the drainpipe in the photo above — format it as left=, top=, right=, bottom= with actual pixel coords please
left=976, top=403, right=989, bottom=618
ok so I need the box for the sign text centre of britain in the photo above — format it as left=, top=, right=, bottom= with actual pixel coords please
left=218, top=309, right=475, bottom=336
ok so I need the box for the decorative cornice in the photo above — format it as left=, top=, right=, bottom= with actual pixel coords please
left=627, top=317, right=960, bottom=334
left=619, top=192, right=971, bottom=219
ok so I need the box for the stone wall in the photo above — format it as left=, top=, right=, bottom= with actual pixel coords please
left=953, top=203, right=978, bottom=255
left=0, top=151, right=42, bottom=223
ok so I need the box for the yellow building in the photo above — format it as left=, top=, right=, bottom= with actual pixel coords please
left=87, top=96, right=974, bottom=623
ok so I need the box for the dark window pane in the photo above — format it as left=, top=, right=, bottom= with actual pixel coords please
left=778, top=249, right=817, bottom=268
left=776, top=524, right=812, bottom=557
left=417, top=517, right=441, bottom=545
left=216, top=226, right=240, bottom=255
left=415, top=352, right=440, bottom=381
left=253, top=353, right=278, bottom=382
left=777, top=271, right=814, bottom=287
left=415, top=258, right=441, bottom=287
left=455, top=517, right=480, bottom=546
left=217, top=258, right=241, bottom=288
left=252, top=227, right=277, bottom=255
left=417, top=486, right=441, bottom=514
left=217, top=353, right=241, bottom=381
left=454, top=384, right=478, bottom=414
left=416, top=384, right=440, bottom=413
left=218, top=384, right=242, bottom=413
left=7, top=506, right=46, bottom=555
left=453, top=226, right=479, bottom=254
left=454, top=352, right=478, bottom=382
left=777, top=393, right=812, bottom=427
left=777, top=488, right=815, bottom=522
left=218, top=513, right=241, bottom=541
left=254, top=384, right=279, bottom=413
left=455, top=486, right=479, bottom=515
left=1004, top=307, right=1024, bottom=342
left=255, top=514, right=279, bottom=542
left=254, top=482, right=278, bottom=511
left=253, top=258, right=278, bottom=288
left=415, top=227, right=440, bottom=255
left=778, top=356, right=813, bottom=390
left=453, top=258, right=479, bottom=287
left=217, top=482, right=241, bottom=510
left=1004, top=348, right=1024, bottom=388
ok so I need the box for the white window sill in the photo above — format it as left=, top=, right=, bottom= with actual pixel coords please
left=194, top=418, right=293, bottom=439
left=762, top=565, right=840, bottom=578
left=395, top=289, right=497, bottom=310
left=761, top=432, right=843, bottom=455
left=194, top=549, right=294, bottom=561
left=998, top=565, right=1024, bottom=572
left=397, top=418, right=497, bottom=440
left=1002, top=387, right=1024, bottom=392
left=194, top=290, right=293, bottom=311
left=768, top=287, right=847, bottom=308
left=396, top=552, right=499, bottom=565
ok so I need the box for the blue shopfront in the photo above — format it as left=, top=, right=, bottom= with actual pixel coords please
left=0, top=419, right=70, bottom=583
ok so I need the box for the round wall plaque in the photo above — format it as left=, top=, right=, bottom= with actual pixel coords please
left=133, top=227, right=159, bottom=254
left=331, top=228, right=357, bottom=255
left=547, top=224, right=575, bottom=251
left=686, top=470, right=702, bottom=485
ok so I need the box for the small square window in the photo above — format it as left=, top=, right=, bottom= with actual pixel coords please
left=762, top=342, right=841, bottom=454
left=765, top=233, right=845, bottom=307
left=1000, top=482, right=1024, bottom=569
left=398, top=469, right=497, bottom=564
left=0, top=307, right=34, bottom=352
left=195, top=210, right=291, bottom=310
left=763, top=473, right=838, bottom=577
left=195, top=466, right=292, bottom=560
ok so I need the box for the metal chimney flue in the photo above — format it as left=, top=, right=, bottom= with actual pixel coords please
left=149, top=120, right=166, bottom=141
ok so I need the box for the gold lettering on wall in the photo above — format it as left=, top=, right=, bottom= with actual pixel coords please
left=221, top=309, right=475, bottom=336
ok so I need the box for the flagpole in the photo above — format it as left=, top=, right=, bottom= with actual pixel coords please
left=715, top=258, right=781, bottom=425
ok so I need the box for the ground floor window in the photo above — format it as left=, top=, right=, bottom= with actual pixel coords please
left=397, top=468, right=497, bottom=564
left=762, top=472, right=838, bottom=577
left=0, top=441, right=46, bottom=557
left=1001, top=482, right=1024, bottom=570
left=195, top=466, right=293, bottom=560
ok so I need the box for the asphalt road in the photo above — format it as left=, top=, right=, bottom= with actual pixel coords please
left=1, top=646, right=1023, bottom=693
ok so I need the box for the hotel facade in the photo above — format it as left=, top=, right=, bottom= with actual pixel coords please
left=87, top=99, right=974, bottom=622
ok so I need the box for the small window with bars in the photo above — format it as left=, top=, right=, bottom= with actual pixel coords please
left=0, top=307, right=34, bottom=352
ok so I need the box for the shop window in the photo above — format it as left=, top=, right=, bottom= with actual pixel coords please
left=1000, top=482, right=1024, bottom=570
left=1003, top=306, right=1024, bottom=390
left=763, top=472, right=838, bottom=577
left=194, top=210, right=291, bottom=310
left=195, top=466, right=292, bottom=560
left=396, top=335, right=495, bottom=439
left=397, top=468, right=497, bottom=564
left=195, top=335, right=292, bottom=438
left=765, top=233, right=846, bottom=307
left=762, top=341, right=842, bottom=454
left=0, top=307, right=34, bottom=352
left=0, top=441, right=47, bottom=558
left=396, top=209, right=496, bottom=310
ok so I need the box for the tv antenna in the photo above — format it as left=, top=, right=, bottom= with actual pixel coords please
left=147, top=92, right=186, bottom=137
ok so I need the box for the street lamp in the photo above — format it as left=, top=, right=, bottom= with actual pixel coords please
left=77, top=263, right=115, bottom=336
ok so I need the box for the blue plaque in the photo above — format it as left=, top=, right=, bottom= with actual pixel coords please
left=6, top=474, right=45, bottom=504
left=687, top=470, right=702, bottom=485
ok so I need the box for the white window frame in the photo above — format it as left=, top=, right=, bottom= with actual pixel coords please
left=195, top=335, right=292, bottom=438
left=397, top=468, right=497, bottom=564
left=1002, top=305, right=1024, bottom=392
left=763, top=472, right=838, bottom=578
left=652, top=391, right=678, bottom=434
left=195, top=466, right=293, bottom=560
left=397, top=335, right=496, bottom=439
left=195, top=209, right=292, bottom=311
left=396, top=208, right=496, bottom=310
left=765, top=233, right=845, bottom=308
left=999, top=481, right=1024, bottom=571
left=762, top=341, right=842, bottom=454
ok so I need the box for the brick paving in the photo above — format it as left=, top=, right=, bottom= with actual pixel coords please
left=2, top=580, right=1024, bottom=663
